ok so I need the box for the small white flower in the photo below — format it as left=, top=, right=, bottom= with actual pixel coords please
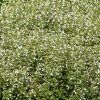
left=98, top=62, right=100, bottom=73
left=0, top=51, right=3, bottom=59
left=15, top=70, right=19, bottom=74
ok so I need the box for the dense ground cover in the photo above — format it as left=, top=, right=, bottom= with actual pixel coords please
left=0, top=0, right=100, bottom=100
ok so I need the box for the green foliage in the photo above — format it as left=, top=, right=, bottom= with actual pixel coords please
left=0, top=0, right=100, bottom=100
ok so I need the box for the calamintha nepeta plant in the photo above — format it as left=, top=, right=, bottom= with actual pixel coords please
left=0, top=0, right=100, bottom=100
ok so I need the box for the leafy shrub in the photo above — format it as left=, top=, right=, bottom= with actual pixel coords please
left=0, top=0, right=100, bottom=100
